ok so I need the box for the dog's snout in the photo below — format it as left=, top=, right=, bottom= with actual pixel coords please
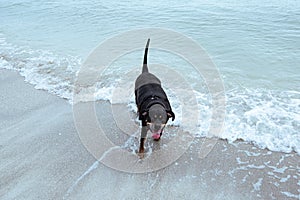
left=154, top=124, right=161, bottom=130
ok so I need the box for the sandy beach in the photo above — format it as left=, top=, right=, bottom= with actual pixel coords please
left=0, top=68, right=299, bottom=200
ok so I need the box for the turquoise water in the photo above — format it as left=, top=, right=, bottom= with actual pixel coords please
left=0, top=0, right=299, bottom=153
left=1, top=0, right=299, bottom=90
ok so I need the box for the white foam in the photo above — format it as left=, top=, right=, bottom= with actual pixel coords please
left=281, top=191, right=299, bottom=198
left=252, top=178, right=263, bottom=191
left=279, top=175, right=291, bottom=183
left=223, top=88, right=300, bottom=154
left=0, top=37, right=81, bottom=103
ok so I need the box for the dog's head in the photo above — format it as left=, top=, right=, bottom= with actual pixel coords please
left=146, top=104, right=174, bottom=135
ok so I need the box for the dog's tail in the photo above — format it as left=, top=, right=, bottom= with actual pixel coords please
left=142, top=38, right=150, bottom=73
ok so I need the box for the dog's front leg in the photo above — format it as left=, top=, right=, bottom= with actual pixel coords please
left=138, top=126, right=148, bottom=158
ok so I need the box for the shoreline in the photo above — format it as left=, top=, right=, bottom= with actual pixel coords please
left=0, top=69, right=299, bottom=199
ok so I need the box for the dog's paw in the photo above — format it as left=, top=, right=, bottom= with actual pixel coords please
left=138, top=149, right=145, bottom=159
left=138, top=152, right=145, bottom=159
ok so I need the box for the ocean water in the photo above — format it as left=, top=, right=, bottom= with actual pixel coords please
left=0, top=0, right=299, bottom=154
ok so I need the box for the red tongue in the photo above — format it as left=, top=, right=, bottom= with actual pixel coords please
left=152, top=133, right=161, bottom=140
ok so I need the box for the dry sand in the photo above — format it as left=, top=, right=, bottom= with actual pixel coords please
left=0, top=69, right=299, bottom=199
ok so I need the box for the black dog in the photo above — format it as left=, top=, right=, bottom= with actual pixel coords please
left=135, top=39, right=175, bottom=157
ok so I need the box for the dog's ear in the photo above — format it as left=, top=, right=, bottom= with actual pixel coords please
left=167, top=111, right=175, bottom=121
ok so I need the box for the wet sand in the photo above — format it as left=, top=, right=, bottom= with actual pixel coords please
left=0, top=69, right=299, bottom=199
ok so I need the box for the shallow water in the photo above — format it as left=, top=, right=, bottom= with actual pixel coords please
left=0, top=0, right=299, bottom=154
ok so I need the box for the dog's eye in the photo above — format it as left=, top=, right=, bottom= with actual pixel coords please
left=159, top=115, right=162, bottom=119
left=154, top=115, right=157, bottom=118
